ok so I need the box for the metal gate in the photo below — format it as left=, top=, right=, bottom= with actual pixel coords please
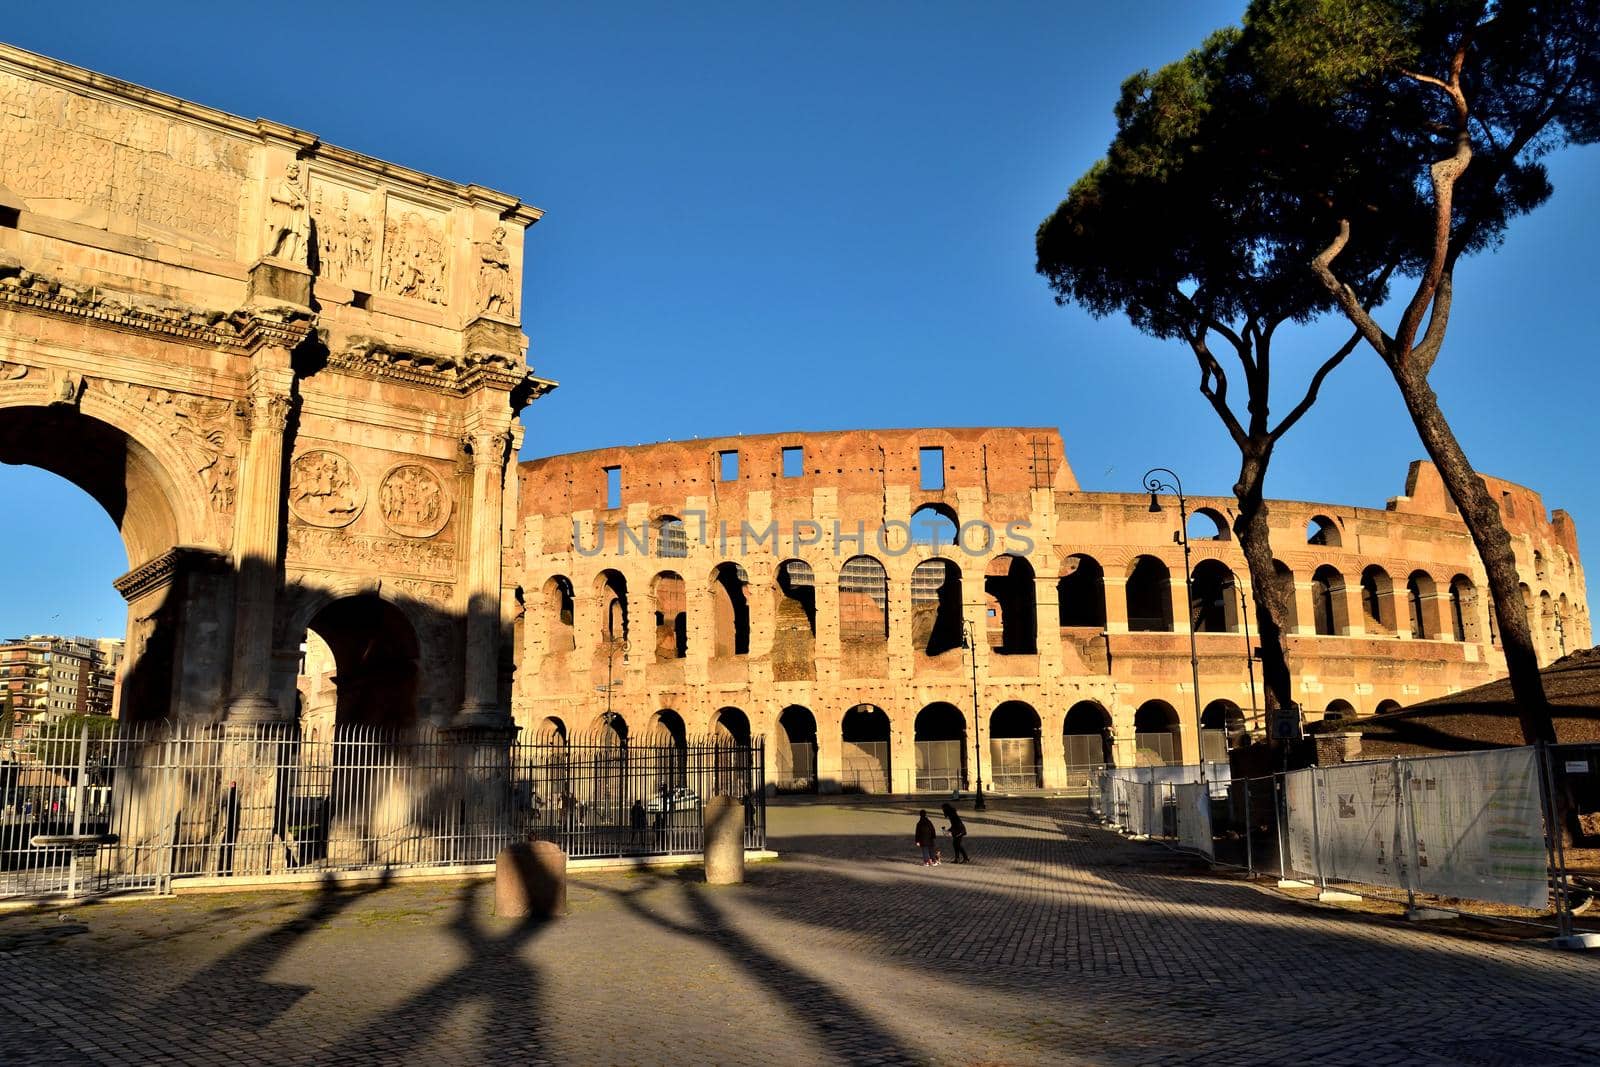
left=915, top=739, right=964, bottom=793
left=1063, top=733, right=1105, bottom=796
left=989, top=737, right=1041, bottom=789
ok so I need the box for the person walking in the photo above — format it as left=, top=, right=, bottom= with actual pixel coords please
left=914, top=810, right=940, bottom=866
left=941, top=802, right=970, bottom=864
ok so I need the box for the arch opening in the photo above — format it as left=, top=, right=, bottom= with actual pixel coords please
left=914, top=702, right=967, bottom=793
left=909, top=503, right=959, bottom=548
left=984, top=554, right=1037, bottom=654
left=774, top=559, right=817, bottom=680
left=774, top=705, right=818, bottom=793
left=1126, top=556, right=1173, bottom=632
left=297, top=594, right=421, bottom=733
left=650, top=571, right=687, bottom=661
left=841, top=704, right=891, bottom=793
left=1063, top=701, right=1113, bottom=790
left=1311, top=565, right=1347, bottom=636
left=1134, top=700, right=1181, bottom=766
left=710, top=563, right=751, bottom=657
left=1360, top=565, right=1397, bottom=634
left=1190, top=559, right=1238, bottom=633
left=911, top=558, right=964, bottom=655
left=1058, top=554, right=1107, bottom=628
left=989, top=701, right=1042, bottom=789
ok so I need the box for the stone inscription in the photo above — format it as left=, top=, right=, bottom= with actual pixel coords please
left=288, top=449, right=364, bottom=528
left=380, top=204, right=447, bottom=304
left=379, top=463, right=451, bottom=538
left=0, top=71, right=248, bottom=254
left=287, top=525, right=455, bottom=579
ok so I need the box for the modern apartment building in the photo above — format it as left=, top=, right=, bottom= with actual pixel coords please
left=0, top=635, right=124, bottom=726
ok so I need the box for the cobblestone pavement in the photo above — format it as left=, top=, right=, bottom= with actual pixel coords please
left=2, top=799, right=1597, bottom=1066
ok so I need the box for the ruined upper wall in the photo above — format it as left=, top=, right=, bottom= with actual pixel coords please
left=519, top=427, right=1078, bottom=516
left=0, top=42, right=541, bottom=362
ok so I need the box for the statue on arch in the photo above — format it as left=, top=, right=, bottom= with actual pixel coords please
left=265, top=161, right=309, bottom=264
left=476, top=225, right=516, bottom=318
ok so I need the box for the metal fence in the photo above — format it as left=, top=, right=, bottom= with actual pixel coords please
left=1, top=720, right=766, bottom=901
left=1098, top=745, right=1593, bottom=938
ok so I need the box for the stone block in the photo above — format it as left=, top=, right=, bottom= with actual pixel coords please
left=494, top=840, right=567, bottom=919
left=703, top=794, right=746, bottom=885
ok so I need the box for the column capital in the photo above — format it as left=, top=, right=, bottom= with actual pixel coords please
left=460, top=428, right=513, bottom=467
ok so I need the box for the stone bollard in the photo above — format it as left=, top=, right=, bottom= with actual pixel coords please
left=495, top=840, right=568, bottom=919
left=702, top=794, right=746, bottom=885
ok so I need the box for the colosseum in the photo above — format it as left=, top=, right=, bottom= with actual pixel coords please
left=509, top=427, right=1590, bottom=795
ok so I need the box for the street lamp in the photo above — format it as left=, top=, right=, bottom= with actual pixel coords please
left=1143, top=467, right=1204, bottom=780
left=1239, top=584, right=1259, bottom=736
left=961, top=621, right=987, bottom=811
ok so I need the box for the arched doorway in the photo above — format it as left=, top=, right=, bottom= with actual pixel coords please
left=1063, top=701, right=1112, bottom=792
left=914, top=702, right=967, bottom=793
left=1134, top=700, right=1181, bottom=766
left=714, top=706, right=752, bottom=747
left=989, top=701, right=1042, bottom=789
left=1324, top=699, right=1356, bottom=722
left=774, top=705, right=818, bottom=792
left=645, top=708, right=689, bottom=796
left=297, top=594, right=420, bottom=733
left=841, top=704, right=891, bottom=793
left=1199, top=698, right=1245, bottom=759
left=0, top=402, right=210, bottom=723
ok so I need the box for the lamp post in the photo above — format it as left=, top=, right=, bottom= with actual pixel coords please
left=1143, top=467, right=1204, bottom=780
left=962, top=621, right=986, bottom=811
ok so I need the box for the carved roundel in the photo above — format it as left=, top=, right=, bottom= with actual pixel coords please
left=378, top=463, right=452, bottom=538
left=288, top=449, right=365, bottom=528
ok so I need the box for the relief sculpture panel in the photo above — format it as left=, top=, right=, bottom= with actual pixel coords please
left=0, top=70, right=248, bottom=255
left=379, top=463, right=452, bottom=538
left=380, top=198, right=448, bottom=304
left=288, top=449, right=365, bottom=528
left=311, top=179, right=376, bottom=288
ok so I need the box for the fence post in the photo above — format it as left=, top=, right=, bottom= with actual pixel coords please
left=1274, top=773, right=1287, bottom=883
left=1396, top=757, right=1417, bottom=914
left=1308, top=767, right=1327, bottom=894
left=1537, top=743, right=1575, bottom=941
left=66, top=720, right=89, bottom=900
left=1243, top=778, right=1253, bottom=876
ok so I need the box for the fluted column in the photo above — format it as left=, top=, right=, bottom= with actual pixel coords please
left=225, top=371, right=294, bottom=723
left=458, top=427, right=513, bottom=726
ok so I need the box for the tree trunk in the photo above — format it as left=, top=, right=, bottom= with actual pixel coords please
left=1389, top=365, right=1555, bottom=744
left=1231, top=446, right=1298, bottom=716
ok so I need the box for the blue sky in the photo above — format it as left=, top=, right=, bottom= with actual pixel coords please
left=2, top=1, right=1596, bottom=639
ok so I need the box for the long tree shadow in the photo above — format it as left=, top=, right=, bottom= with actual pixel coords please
left=333, top=879, right=550, bottom=1062
left=599, top=872, right=924, bottom=1065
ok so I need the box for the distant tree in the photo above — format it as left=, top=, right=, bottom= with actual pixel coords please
left=1036, top=29, right=1403, bottom=717
left=1249, top=0, right=1600, bottom=743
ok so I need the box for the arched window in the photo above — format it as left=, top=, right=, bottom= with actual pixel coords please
left=911, top=558, right=964, bottom=655
left=1126, top=556, right=1173, bottom=632
left=1449, top=575, right=1477, bottom=642
left=1324, top=699, right=1356, bottom=721
left=1534, top=550, right=1546, bottom=580
left=1187, top=507, right=1230, bottom=541
left=1360, top=565, right=1396, bottom=633
left=650, top=571, right=687, bottom=661
left=709, top=562, right=750, bottom=657
left=1189, top=559, right=1237, bottom=633
left=1200, top=699, right=1246, bottom=756
left=774, top=559, right=817, bottom=679
left=1058, top=554, right=1107, bottom=628
left=984, top=554, right=1037, bottom=654
left=596, top=570, right=629, bottom=649
left=1310, top=565, right=1346, bottom=636
left=910, top=503, right=959, bottom=548
left=1407, top=570, right=1437, bottom=639
left=656, top=514, right=688, bottom=558
left=839, top=555, right=889, bottom=645
left=1134, top=700, right=1181, bottom=766
left=544, top=575, right=575, bottom=652
left=1374, top=699, right=1402, bottom=716
left=1306, top=515, right=1341, bottom=547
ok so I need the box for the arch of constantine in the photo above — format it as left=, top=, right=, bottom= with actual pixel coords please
left=0, top=43, right=549, bottom=735
left=0, top=45, right=1589, bottom=801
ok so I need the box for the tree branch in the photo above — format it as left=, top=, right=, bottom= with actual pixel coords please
left=1311, top=219, right=1394, bottom=360
left=1187, top=331, right=1249, bottom=451
left=1268, top=328, right=1362, bottom=443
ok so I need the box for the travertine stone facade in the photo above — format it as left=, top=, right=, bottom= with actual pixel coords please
left=512, top=429, right=1589, bottom=793
left=0, top=43, right=550, bottom=729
